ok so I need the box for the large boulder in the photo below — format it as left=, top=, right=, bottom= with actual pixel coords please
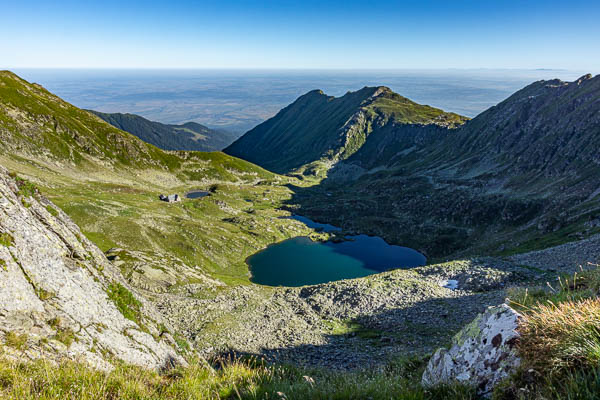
left=422, top=304, right=521, bottom=396
left=0, top=166, right=184, bottom=370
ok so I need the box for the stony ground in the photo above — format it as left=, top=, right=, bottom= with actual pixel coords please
left=124, top=254, right=568, bottom=370
left=0, top=167, right=183, bottom=371
left=508, top=234, right=600, bottom=273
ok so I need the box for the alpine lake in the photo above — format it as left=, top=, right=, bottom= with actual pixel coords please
left=247, top=216, right=426, bottom=286
left=186, top=190, right=210, bottom=199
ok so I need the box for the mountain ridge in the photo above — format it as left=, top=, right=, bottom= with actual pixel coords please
left=0, top=70, right=275, bottom=186
left=224, top=85, right=467, bottom=174
left=89, top=110, right=239, bottom=152
left=279, top=74, right=600, bottom=258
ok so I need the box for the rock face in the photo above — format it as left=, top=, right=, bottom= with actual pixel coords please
left=422, top=304, right=521, bottom=396
left=0, top=166, right=183, bottom=370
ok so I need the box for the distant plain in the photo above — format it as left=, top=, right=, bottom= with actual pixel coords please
left=14, top=68, right=585, bottom=134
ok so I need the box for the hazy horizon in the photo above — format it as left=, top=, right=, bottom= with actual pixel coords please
left=13, top=68, right=588, bottom=133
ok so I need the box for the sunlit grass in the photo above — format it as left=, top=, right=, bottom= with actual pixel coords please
left=0, top=356, right=476, bottom=400
left=518, top=298, right=600, bottom=370
left=498, top=267, right=600, bottom=399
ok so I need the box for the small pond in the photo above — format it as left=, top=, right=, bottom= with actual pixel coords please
left=248, top=217, right=425, bottom=286
left=186, top=190, right=210, bottom=199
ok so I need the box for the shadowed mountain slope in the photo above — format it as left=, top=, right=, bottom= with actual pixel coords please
left=224, top=86, right=467, bottom=174
left=437, top=73, right=600, bottom=179
left=285, top=75, right=600, bottom=258
left=90, top=111, right=239, bottom=152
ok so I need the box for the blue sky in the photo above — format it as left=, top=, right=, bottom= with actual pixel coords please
left=2, top=0, right=599, bottom=71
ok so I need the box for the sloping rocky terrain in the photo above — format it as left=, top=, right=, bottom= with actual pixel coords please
left=145, top=255, right=567, bottom=370
left=0, top=166, right=183, bottom=371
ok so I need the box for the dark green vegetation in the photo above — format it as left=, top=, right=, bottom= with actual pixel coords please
left=90, top=110, right=239, bottom=152
left=225, top=86, right=466, bottom=174
left=0, top=232, right=14, bottom=247
left=106, top=282, right=144, bottom=326
left=243, top=74, right=600, bottom=259
left=3, top=332, right=28, bottom=351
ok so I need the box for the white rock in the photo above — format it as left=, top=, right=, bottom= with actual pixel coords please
left=422, top=304, right=521, bottom=396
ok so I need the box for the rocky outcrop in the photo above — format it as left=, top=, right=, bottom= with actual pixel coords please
left=422, top=304, right=521, bottom=396
left=0, top=166, right=184, bottom=371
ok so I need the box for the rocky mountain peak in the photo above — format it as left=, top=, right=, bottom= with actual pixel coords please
left=225, top=85, right=466, bottom=174
left=577, top=73, right=594, bottom=83
left=371, top=85, right=393, bottom=96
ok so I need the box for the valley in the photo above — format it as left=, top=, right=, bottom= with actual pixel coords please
left=2, top=69, right=600, bottom=398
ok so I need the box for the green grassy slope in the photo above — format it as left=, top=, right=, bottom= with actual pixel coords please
left=0, top=71, right=312, bottom=284
left=0, top=71, right=181, bottom=169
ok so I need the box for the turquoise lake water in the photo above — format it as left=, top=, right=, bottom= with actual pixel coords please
left=248, top=222, right=426, bottom=286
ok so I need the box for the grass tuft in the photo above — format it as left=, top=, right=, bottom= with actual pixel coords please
left=518, top=298, right=600, bottom=371
left=106, top=282, right=144, bottom=327
left=54, top=328, right=76, bottom=348
left=4, top=332, right=28, bottom=351
left=0, top=232, right=14, bottom=247
left=36, top=288, right=55, bottom=301
left=10, top=173, right=38, bottom=198
left=45, top=205, right=59, bottom=217
left=499, top=267, right=600, bottom=399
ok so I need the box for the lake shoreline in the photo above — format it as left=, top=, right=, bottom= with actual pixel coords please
left=248, top=215, right=426, bottom=287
